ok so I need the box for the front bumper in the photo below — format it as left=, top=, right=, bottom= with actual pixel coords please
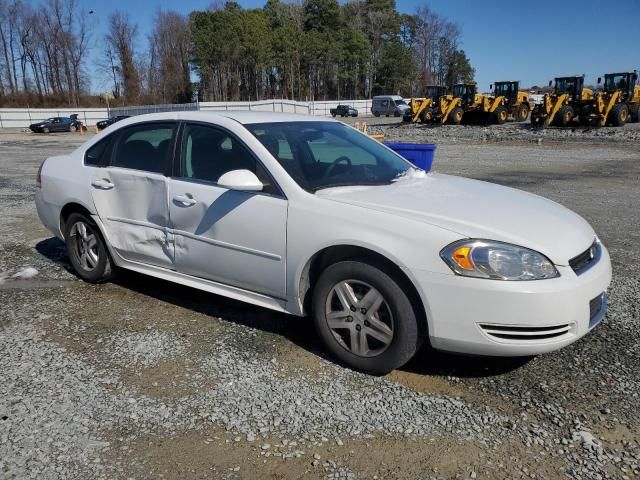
left=411, top=244, right=612, bottom=356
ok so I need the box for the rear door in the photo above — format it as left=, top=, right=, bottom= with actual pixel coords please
left=89, top=121, right=177, bottom=268
left=168, top=121, right=288, bottom=297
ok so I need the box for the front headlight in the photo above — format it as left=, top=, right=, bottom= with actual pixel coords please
left=440, top=239, right=559, bottom=280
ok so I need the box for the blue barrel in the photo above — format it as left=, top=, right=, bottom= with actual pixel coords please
left=384, top=142, right=436, bottom=171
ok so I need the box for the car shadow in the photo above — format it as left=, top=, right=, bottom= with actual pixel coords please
left=400, top=344, right=533, bottom=378
left=36, top=236, right=533, bottom=379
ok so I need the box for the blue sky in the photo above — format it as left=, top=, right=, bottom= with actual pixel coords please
left=84, top=0, right=640, bottom=94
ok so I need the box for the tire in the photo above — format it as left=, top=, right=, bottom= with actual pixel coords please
left=609, top=103, right=629, bottom=126
left=373, top=112, right=380, bottom=117
left=515, top=104, right=529, bottom=122
left=312, top=260, right=422, bottom=375
left=420, top=107, right=434, bottom=123
left=554, top=105, right=574, bottom=127
left=394, top=110, right=400, bottom=117
left=631, top=104, right=640, bottom=123
left=530, top=109, right=544, bottom=127
left=43, top=127, right=50, bottom=133
left=64, top=212, right=114, bottom=283
left=331, top=113, right=336, bottom=117
left=448, top=107, right=464, bottom=124
left=492, top=105, right=508, bottom=124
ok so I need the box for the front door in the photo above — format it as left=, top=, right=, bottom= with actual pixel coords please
left=90, top=121, right=177, bottom=268
left=168, top=122, right=288, bottom=298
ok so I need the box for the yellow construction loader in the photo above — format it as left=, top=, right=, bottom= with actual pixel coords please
left=404, top=86, right=448, bottom=123
left=580, top=71, right=639, bottom=127
left=531, top=75, right=594, bottom=127
left=451, top=83, right=512, bottom=124
left=490, top=81, right=533, bottom=122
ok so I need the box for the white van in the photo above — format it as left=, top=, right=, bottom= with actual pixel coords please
left=371, top=95, right=410, bottom=117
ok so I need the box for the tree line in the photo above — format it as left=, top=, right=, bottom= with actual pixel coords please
left=0, top=0, right=474, bottom=107
left=192, top=0, right=474, bottom=102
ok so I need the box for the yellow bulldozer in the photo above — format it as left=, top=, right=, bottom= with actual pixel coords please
left=451, top=83, right=519, bottom=124
left=579, top=71, right=640, bottom=127
left=404, top=85, right=448, bottom=123
left=490, top=81, right=533, bottom=122
left=531, top=75, right=594, bottom=127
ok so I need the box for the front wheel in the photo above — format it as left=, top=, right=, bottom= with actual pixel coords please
left=64, top=213, right=114, bottom=283
left=312, top=260, right=423, bottom=375
left=449, top=107, right=464, bottom=124
left=43, top=127, right=50, bottom=133
left=492, top=105, right=508, bottom=124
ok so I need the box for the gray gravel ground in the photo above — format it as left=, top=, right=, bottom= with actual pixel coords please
left=0, top=126, right=639, bottom=479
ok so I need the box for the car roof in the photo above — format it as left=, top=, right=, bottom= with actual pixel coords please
left=111, top=110, right=338, bottom=126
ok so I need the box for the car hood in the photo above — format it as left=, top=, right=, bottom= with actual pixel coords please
left=316, top=173, right=595, bottom=265
left=30, top=122, right=48, bottom=127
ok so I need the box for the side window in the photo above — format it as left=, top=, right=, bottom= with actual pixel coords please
left=112, top=123, right=175, bottom=174
left=85, top=137, right=112, bottom=167
left=181, top=124, right=277, bottom=194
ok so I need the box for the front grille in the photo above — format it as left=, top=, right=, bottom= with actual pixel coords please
left=479, top=323, right=573, bottom=341
left=589, top=293, right=606, bottom=328
left=569, top=241, right=600, bottom=275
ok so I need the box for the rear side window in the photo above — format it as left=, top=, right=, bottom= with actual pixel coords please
left=85, top=137, right=112, bottom=167
left=112, top=123, right=175, bottom=174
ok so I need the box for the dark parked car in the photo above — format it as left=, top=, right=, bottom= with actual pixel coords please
left=96, top=115, right=130, bottom=131
left=29, top=116, right=82, bottom=133
left=330, top=105, right=358, bottom=117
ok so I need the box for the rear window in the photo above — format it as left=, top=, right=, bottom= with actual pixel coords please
left=112, top=123, right=175, bottom=174
left=84, top=137, right=113, bottom=167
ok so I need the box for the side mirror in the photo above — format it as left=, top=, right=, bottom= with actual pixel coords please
left=489, top=84, right=493, bottom=90
left=597, top=77, right=601, bottom=84
left=217, top=169, right=263, bottom=192
left=548, top=80, right=552, bottom=87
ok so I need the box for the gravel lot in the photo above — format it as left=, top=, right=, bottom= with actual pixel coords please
left=1, top=123, right=639, bottom=480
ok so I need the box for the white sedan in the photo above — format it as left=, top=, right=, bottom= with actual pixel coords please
left=35, top=112, right=612, bottom=374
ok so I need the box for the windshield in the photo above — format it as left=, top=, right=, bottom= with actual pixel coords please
left=394, top=99, right=407, bottom=106
left=247, top=121, right=413, bottom=192
left=604, top=74, right=629, bottom=92
left=555, top=78, right=580, bottom=94
left=494, top=83, right=516, bottom=98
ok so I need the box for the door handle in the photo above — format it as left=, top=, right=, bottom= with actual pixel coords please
left=173, top=195, right=196, bottom=206
left=91, top=179, right=114, bottom=190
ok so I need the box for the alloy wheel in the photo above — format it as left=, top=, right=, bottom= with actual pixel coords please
left=325, top=280, right=394, bottom=357
left=70, top=221, right=99, bottom=271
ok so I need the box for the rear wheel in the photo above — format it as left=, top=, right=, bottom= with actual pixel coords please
left=64, top=212, right=114, bottom=283
left=515, top=104, right=529, bottom=122
left=492, top=105, right=508, bottom=124
left=449, top=107, right=464, bottom=124
left=373, top=111, right=380, bottom=117
left=555, top=106, right=574, bottom=127
left=609, top=103, right=629, bottom=126
left=312, top=260, right=422, bottom=375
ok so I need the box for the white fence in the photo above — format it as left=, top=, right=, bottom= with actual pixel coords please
left=0, top=99, right=375, bottom=129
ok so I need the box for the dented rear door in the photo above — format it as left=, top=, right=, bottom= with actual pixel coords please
left=90, top=121, right=177, bottom=269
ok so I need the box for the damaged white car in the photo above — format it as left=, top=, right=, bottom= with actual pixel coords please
left=36, top=112, right=612, bottom=374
